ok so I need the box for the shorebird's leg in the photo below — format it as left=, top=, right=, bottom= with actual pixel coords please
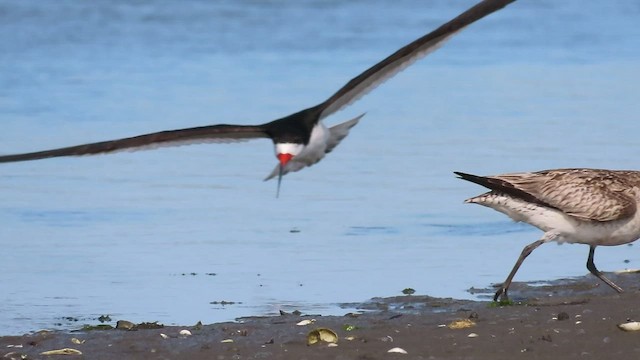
left=494, top=238, right=546, bottom=302
left=586, top=245, right=624, bottom=293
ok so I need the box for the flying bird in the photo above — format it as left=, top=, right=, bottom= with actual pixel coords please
left=0, top=0, right=515, bottom=196
left=456, top=169, right=640, bottom=301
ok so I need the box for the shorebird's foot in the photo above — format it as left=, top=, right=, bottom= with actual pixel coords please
left=493, top=287, right=509, bottom=303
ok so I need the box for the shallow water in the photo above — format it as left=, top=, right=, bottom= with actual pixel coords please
left=1, top=0, right=640, bottom=335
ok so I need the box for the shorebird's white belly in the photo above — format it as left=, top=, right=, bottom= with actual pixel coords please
left=296, top=122, right=329, bottom=164
left=468, top=193, right=640, bottom=247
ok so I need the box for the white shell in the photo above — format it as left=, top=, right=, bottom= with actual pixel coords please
left=160, top=333, right=169, bottom=339
left=468, top=333, right=479, bottom=338
left=179, top=329, right=192, bottom=336
left=387, top=347, right=408, bottom=354
left=39, top=348, right=83, bottom=356
left=296, top=319, right=316, bottom=326
left=618, top=321, right=640, bottom=331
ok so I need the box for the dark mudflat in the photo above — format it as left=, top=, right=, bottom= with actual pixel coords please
left=2, top=272, right=640, bottom=359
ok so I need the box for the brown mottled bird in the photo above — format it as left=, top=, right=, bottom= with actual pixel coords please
left=456, top=169, right=640, bottom=301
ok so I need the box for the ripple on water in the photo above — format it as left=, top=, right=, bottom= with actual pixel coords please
left=423, top=221, right=535, bottom=237
left=344, top=226, right=400, bottom=236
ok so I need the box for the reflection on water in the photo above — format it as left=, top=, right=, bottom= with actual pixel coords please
left=1, top=0, right=640, bottom=335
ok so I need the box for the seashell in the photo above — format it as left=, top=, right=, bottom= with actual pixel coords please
left=387, top=347, right=408, bottom=354
left=179, top=329, right=192, bottom=336
left=307, top=328, right=338, bottom=345
left=447, top=319, right=476, bottom=329
left=40, top=348, right=82, bottom=355
left=618, top=321, right=640, bottom=331
left=296, top=319, right=315, bottom=326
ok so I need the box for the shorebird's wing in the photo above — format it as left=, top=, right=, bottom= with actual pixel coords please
left=491, top=169, right=638, bottom=222
left=455, top=171, right=556, bottom=211
left=325, top=113, right=364, bottom=154
left=0, top=125, right=269, bottom=163
left=317, top=0, right=516, bottom=120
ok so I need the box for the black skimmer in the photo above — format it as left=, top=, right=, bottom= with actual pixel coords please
left=0, top=0, right=515, bottom=196
left=455, top=169, right=640, bottom=301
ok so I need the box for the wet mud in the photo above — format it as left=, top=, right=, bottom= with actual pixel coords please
left=2, top=272, right=640, bottom=359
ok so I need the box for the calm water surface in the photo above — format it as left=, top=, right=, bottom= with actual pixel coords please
left=1, top=0, right=640, bottom=335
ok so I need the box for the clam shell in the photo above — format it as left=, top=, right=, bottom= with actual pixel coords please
left=618, top=321, right=640, bottom=331
left=307, top=328, right=338, bottom=345
left=387, top=347, right=408, bottom=354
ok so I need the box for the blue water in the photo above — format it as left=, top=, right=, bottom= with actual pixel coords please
left=1, top=0, right=640, bottom=335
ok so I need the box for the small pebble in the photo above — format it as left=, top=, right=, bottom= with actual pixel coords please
left=116, top=320, right=135, bottom=330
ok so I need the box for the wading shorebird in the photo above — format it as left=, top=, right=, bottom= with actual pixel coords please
left=455, top=169, right=640, bottom=301
left=0, top=0, right=515, bottom=196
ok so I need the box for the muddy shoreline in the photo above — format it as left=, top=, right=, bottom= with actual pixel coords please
left=2, top=272, right=640, bottom=359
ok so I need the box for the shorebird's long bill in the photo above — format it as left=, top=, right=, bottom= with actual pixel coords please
left=276, top=163, right=284, bottom=198
left=275, top=153, right=293, bottom=198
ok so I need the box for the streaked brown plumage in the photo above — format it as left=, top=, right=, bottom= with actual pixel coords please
left=456, top=169, right=640, bottom=301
